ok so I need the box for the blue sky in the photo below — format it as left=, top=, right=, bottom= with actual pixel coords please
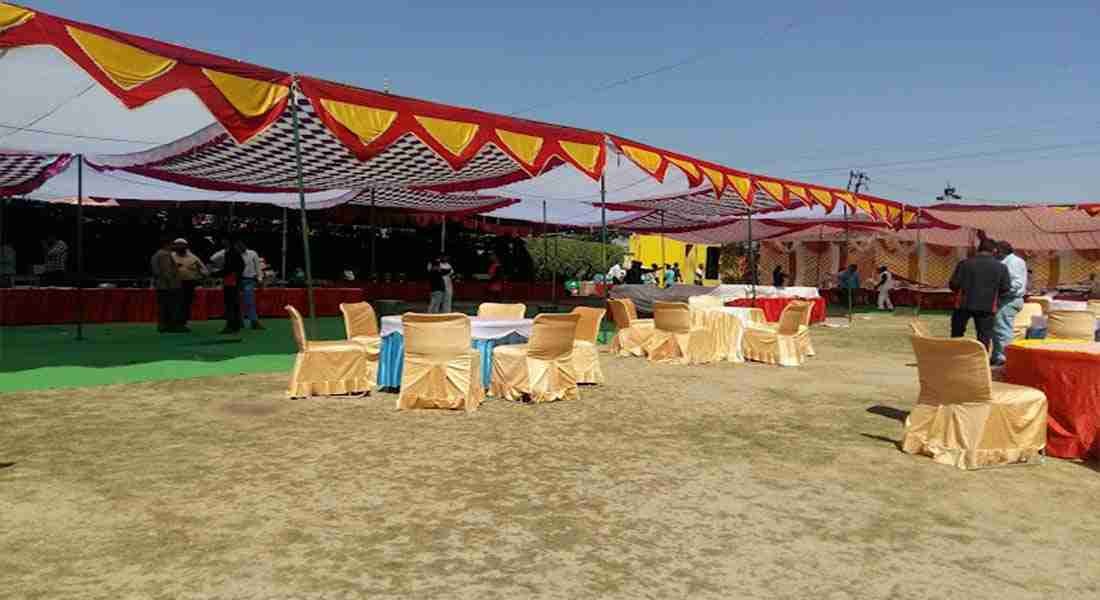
left=12, top=1, right=1100, bottom=219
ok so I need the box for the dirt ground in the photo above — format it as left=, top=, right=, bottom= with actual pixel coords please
left=2, top=313, right=1098, bottom=599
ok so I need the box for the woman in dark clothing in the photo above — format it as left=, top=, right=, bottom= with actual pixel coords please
left=772, top=265, right=787, bottom=287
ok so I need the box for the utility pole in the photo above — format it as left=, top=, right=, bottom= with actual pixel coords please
left=845, top=170, right=869, bottom=324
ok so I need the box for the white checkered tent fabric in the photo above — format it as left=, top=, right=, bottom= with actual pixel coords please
left=0, top=151, right=70, bottom=195
left=602, top=184, right=797, bottom=218
left=89, top=96, right=534, bottom=193
left=335, top=188, right=518, bottom=214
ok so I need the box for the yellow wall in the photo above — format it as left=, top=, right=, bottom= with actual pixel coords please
left=627, top=234, right=720, bottom=286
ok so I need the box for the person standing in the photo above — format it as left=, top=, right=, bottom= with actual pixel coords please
left=990, top=241, right=1028, bottom=366
left=151, top=237, right=186, bottom=333
left=672, top=263, right=683, bottom=284
left=212, top=237, right=244, bottom=334
left=0, top=240, right=15, bottom=287
left=172, top=238, right=207, bottom=327
left=663, top=263, right=676, bottom=288
left=41, top=234, right=68, bottom=286
left=439, top=254, right=454, bottom=313
left=694, top=264, right=705, bottom=286
left=607, top=262, right=626, bottom=285
left=236, top=239, right=264, bottom=330
left=772, top=265, right=787, bottom=288
left=427, top=257, right=448, bottom=313
left=949, top=238, right=1010, bottom=350
left=874, top=266, right=895, bottom=311
left=837, top=265, right=860, bottom=307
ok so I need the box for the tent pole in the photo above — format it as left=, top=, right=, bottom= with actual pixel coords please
left=600, top=175, right=608, bottom=299
left=552, top=231, right=558, bottom=305
left=369, top=188, right=377, bottom=280
left=281, top=206, right=288, bottom=281
left=916, top=208, right=923, bottom=318
left=440, top=216, right=446, bottom=254
left=289, top=80, right=318, bottom=335
left=660, top=210, right=666, bottom=287
left=844, top=203, right=852, bottom=324
left=75, top=154, right=85, bottom=341
left=748, top=207, right=756, bottom=305
left=542, top=200, right=549, bottom=304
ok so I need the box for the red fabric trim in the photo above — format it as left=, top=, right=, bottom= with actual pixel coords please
left=0, top=6, right=291, bottom=143
left=298, top=76, right=607, bottom=180
left=0, top=153, right=73, bottom=196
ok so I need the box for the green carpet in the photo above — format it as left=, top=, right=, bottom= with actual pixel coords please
left=0, top=318, right=348, bottom=393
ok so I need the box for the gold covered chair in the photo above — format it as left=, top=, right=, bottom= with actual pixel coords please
left=644, top=302, right=719, bottom=364
left=746, top=301, right=815, bottom=356
left=909, top=319, right=931, bottom=337
left=1047, top=310, right=1097, bottom=341
left=397, top=313, right=484, bottom=412
left=688, top=295, right=724, bottom=310
left=608, top=298, right=655, bottom=357
left=491, top=313, right=581, bottom=403
left=1012, top=302, right=1043, bottom=339
left=1030, top=296, right=1052, bottom=315
left=478, top=302, right=527, bottom=319
left=286, top=305, right=377, bottom=398
left=902, top=335, right=1047, bottom=470
left=570, top=307, right=606, bottom=384
left=742, top=302, right=811, bottom=367
left=1088, top=300, right=1100, bottom=318
left=339, top=301, right=382, bottom=353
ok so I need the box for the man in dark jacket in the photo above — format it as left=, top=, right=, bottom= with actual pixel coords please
left=949, top=238, right=1010, bottom=349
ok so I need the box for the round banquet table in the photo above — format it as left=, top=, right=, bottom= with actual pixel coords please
left=1004, top=339, right=1100, bottom=459
left=725, top=297, right=826, bottom=324
left=378, top=316, right=533, bottom=389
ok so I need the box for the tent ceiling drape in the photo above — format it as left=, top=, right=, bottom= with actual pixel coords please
left=0, top=1, right=922, bottom=224
left=0, top=150, right=73, bottom=196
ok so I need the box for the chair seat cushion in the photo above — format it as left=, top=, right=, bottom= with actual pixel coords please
left=990, top=382, right=1047, bottom=405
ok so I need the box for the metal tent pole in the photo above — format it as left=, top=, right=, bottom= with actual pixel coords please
left=281, top=206, right=288, bottom=281
left=915, top=208, right=924, bottom=318
left=440, top=216, right=447, bottom=254
left=289, top=80, right=318, bottom=334
left=747, top=207, right=756, bottom=304
left=369, top=188, right=377, bottom=280
left=75, top=154, right=85, bottom=341
left=552, top=231, right=559, bottom=305
left=660, top=210, right=666, bottom=288
left=844, top=203, right=852, bottom=324
left=600, top=175, right=608, bottom=299
left=542, top=200, right=549, bottom=303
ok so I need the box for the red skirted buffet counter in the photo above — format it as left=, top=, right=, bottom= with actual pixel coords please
left=726, top=297, right=827, bottom=323
left=0, top=287, right=366, bottom=326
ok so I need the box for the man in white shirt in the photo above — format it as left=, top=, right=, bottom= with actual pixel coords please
left=235, top=239, right=264, bottom=330
left=439, top=255, right=454, bottom=313
left=991, top=241, right=1029, bottom=366
left=607, top=262, right=626, bottom=284
left=874, top=266, right=895, bottom=310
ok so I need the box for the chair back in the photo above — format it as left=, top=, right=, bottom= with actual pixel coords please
left=789, top=300, right=814, bottom=327
left=1013, top=302, right=1043, bottom=336
left=653, top=302, right=692, bottom=334
left=688, top=295, right=724, bottom=310
left=777, top=302, right=809, bottom=335
left=339, top=301, right=379, bottom=339
left=1048, top=310, right=1097, bottom=340
left=909, top=335, right=993, bottom=405
left=909, top=319, right=931, bottom=337
left=478, top=302, right=527, bottom=319
left=570, top=306, right=605, bottom=343
left=622, top=298, right=640, bottom=321
left=1031, top=297, right=1052, bottom=314
left=285, top=305, right=308, bottom=352
left=607, top=299, right=632, bottom=329
left=1088, top=300, right=1100, bottom=318
left=529, top=313, right=581, bottom=360
left=403, top=313, right=471, bottom=357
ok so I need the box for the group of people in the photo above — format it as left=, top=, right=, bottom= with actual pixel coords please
left=151, top=237, right=264, bottom=334
left=427, top=255, right=455, bottom=313
left=948, top=238, right=1027, bottom=366
left=614, top=261, right=690, bottom=287
left=834, top=264, right=897, bottom=310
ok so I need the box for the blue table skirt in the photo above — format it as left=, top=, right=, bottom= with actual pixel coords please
left=378, top=332, right=528, bottom=389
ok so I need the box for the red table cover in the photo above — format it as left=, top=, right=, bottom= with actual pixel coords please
left=0, top=288, right=365, bottom=325
left=726, top=297, right=827, bottom=324
left=1004, top=343, right=1100, bottom=460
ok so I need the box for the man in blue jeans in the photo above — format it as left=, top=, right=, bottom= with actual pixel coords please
left=235, top=239, right=264, bottom=330
left=991, top=241, right=1028, bottom=366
